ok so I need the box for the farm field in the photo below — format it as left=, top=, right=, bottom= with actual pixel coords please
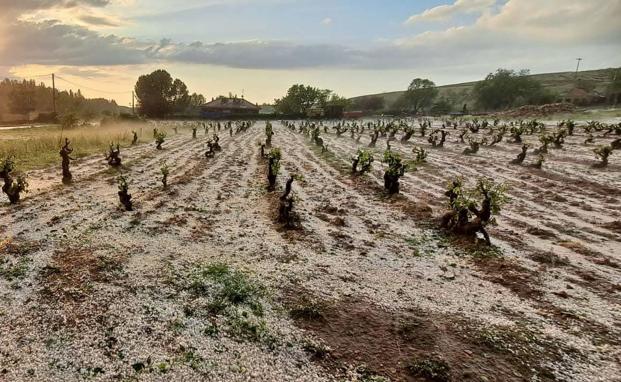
left=1, top=118, right=620, bottom=382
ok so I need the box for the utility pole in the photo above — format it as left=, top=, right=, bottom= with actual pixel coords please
left=575, top=58, right=583, bottom=78
left=52, top=73, right=57, bottom=115
left=132, top=91, right=135, bottom=114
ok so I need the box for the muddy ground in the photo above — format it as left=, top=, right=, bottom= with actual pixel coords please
left=0, top=120, right=619, bottom=382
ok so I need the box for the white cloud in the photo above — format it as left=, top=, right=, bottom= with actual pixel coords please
left=405, top=0, right=496, bottom=25
left=321, top=17, right=333, bottom=26
left=0, top=0, right=618, bottom=77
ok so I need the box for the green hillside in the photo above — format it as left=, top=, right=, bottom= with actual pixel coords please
left=350, top=67, right=619, bottom=111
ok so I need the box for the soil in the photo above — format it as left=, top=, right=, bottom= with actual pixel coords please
left=0, top=119, right=619, bottom=382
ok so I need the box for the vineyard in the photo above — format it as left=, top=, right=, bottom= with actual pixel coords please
left=0, top=117, right=620, bottom=381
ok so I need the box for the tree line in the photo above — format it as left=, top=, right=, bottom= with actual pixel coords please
left=0, top=79, right=121, bottom=121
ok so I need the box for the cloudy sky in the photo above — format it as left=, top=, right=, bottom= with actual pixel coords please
left=1, top=0, right=620, bottom=106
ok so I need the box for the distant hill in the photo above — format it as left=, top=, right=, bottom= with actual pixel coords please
left=350, top=68, right=619, bottom=111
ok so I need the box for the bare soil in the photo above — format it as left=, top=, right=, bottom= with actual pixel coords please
left=0, top=120, right=619, bottom=382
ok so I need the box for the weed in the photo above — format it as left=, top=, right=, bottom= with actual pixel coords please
left=407, top=358, right=451, bottom=381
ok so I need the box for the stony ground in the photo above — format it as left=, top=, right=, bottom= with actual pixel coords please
left=0, top=119, right=619, bottom=382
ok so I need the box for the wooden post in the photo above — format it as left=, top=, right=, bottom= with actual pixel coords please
left=52, top=73, right=56, bottom=115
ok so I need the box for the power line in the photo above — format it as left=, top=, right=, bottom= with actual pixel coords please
left=54, top=75, right=131, bottom=95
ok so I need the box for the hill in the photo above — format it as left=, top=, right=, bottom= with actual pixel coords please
left=350, top=67, right=619, bottom=111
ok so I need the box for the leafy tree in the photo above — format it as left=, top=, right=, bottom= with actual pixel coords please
left=8, top=85, right=36, bottom=114
left=189, top=93, right=206, bottom=107
left=171, top=79, right=190, bottom=112
left=134, top=70, right=190, bottom=118
left=323, top=94, right=349, bottom=118
left=474, top=69, right=553, bottom=110
left=274, top=84, right=329, bottom=116
left=0, top=79, right=120, bottom=119
left=394, top=78, right=438, bottom=114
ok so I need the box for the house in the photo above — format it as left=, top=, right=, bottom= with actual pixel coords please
left=200, top=96, right=260, bottom=119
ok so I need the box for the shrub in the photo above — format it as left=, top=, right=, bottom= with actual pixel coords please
left=559, top=120, right=575, bottom=136
left=440, top=178, right=508, bottom=245
left=155, top=131, right=167, bottom=150
left=413, top=146, right=428, bottom=163
left=383, top=150, right=406, bottom=194
left=265, top=122, right=274, bottom=147
left=59, top=138, right=75, bottom=183
left=117, top=174, right=133, bottom=211
left=160, top=163, right=169, bottom=188
left=511, top=144, right=529, bottom=165
left=278, top=175, right=300, bottom=228
left=351, top=149, right=374, bottom=175
left=267, top=148, right=282, bottom=190
left=509, top=125, right=524, bottom=143
left=368, top=129, right=379, bottom=148
left=428, top=129, right=448, bottom=147
left=106, top=143, right=122, bottom=166
left=593, top=145, right=613, bottom=167
left=400, top=126, right=415, bottom=143
left=0, top=156, right=28, bottom=204
left=533, top=153, right=545, bottom=169
left=462, top=138, right=480, bottom=155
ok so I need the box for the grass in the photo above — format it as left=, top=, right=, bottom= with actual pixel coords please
left=406, top=358, right=451, bottom=382
left=190, top=263, right=264, bottom=316
left=0, top=122, right=157, bottom=171
left=351, top=67, right=619, bottom=112
left=0, top=256, right=31, bottom=282
left=184, top=263, right=275, bottom=345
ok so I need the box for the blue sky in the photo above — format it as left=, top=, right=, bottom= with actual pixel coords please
left=1, top=0, right=619, bottom=106
left=121, top=1, right=438, bottom=45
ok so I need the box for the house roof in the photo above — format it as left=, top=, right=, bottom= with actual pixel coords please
left=201, top=97, right=260, bottom=110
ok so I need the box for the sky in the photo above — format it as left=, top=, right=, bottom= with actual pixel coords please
left=0, top=0, right=620, bottom=107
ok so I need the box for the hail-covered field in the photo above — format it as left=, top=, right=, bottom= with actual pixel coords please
left=0, top=117, right=619, bottom=382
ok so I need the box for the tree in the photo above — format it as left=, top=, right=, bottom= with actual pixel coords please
left=474, top=69, right=553, bottom=110
left=170, top=79, right=190, bottom=112
left=190, top=93, right=206, bottom=107
left=323, top=94, right=349, bottom=118
left=8, top=85, right=36, bottom=114
left=274, top=84, right=328, bottom=116
left=394, top=78, right=438, bottom=114
left=134, top=70, right=190, bottom=118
